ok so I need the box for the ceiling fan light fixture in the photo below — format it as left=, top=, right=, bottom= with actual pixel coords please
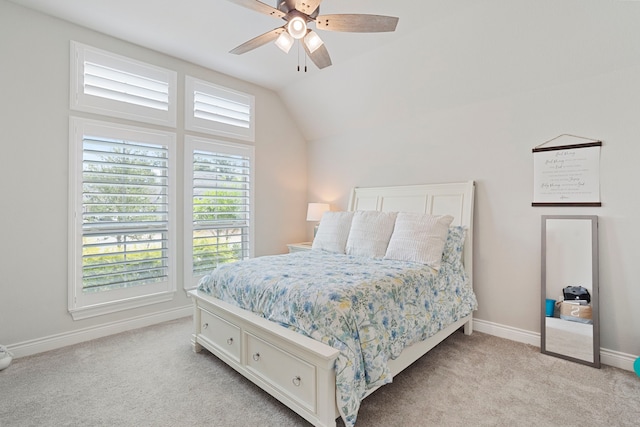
left=275, top=31, right=294, bottom=53
left=303, top=31, right=324, bottom=54
left=287, top=16, right=307, bottom=39
left=227, top=0, right=399, bottom=70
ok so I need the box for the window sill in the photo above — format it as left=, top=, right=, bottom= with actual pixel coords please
left=69, top=291, right=176, bottom=320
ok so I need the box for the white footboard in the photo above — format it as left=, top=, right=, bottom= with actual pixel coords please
left=190, top=289, right=474, bottom=426
left=189, top=290, right=341, bottom=427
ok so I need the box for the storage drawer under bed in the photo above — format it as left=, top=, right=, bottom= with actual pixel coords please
left=199, top=308, right=241, bottom=363
left=245, top=332, right=317, bottom=413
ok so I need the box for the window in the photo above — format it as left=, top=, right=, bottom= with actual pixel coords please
left=68, top=43, right=258, bottom=315
left=185, top=76, right=255, bottom=141
left=70, top=41, right=177, bottom=127
left=69, top=118, right=176, bottom=319
left=184, top=136, right=254, bottom=289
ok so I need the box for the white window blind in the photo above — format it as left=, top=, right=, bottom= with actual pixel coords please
left=184, top=136, right=254, bottom=288
left=83, top=62, right=170, bottom=111
left=71, top=41, right=177, bottom=127
left=70, top=118, right=176, bottom=319
left=194, top=91, right=251, bottom=129
left=82, top=136, right=170, bottom=292
left=185, top=76, right=255, bottom=141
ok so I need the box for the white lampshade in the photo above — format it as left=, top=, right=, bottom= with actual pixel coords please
left=303, top=31, right=324, bottom=54
left=287, top=16, right=307, bottom=39
left=275, top=31, right=294, bottom=53
left=306, top=203, right=330, bottom=221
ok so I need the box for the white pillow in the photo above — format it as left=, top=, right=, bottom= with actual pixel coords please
left=346, top=211, right=397, bottom=258
left=384, top=212, right=454, bottom=270
left=312, top=211, right=354, bottom=253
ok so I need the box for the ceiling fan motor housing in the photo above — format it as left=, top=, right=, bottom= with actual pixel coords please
left=277, top=1, right=320, bottom=19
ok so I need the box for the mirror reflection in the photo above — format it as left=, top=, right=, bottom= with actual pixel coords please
left=541, top=215, right=600, bottom=368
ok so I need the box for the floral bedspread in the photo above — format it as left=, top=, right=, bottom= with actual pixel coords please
left=198, top=250, right=477, bottom=426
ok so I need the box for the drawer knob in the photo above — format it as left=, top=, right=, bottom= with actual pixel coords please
left=226, top=338, right=234, bottom=345
left=292, top=376, right=301, bottom=387
left=252, top=353, right=260, bottom=361
left=202, top=322, right=209, bottom=329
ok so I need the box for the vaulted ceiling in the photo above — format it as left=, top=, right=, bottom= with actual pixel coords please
left=9, top=0, right=425, bottom=91
left=9, top=1, right=640, bottom=142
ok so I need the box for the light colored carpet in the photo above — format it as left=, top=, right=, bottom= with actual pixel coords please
left=1, top=317, right=639, bottom=427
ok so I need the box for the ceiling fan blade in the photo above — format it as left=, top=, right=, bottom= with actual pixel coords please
left=230, top=27, right=285, bottom=55
left=303, top=40, right=332, bottom=69
left=315, top=14, right=399, bottom=32
left=226, top=0, right=286, bottom=20
left=295, top=0, right=323, bottom=15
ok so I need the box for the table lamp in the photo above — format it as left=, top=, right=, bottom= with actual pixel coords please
left=306, top=203, right=330, bottom=237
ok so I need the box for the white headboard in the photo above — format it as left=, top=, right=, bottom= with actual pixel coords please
left=348, top=181, right=475, bottom=286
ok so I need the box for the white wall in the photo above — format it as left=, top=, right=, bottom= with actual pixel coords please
left=0, top=1, right=308, bottom=351
left=282, top=0, right=640, bottom=357
left=2, top=0, right=638, bottom=364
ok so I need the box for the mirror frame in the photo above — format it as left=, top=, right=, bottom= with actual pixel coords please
left=541, top=215, right=600, bottom=368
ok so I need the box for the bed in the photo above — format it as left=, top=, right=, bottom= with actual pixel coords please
left=189, top=181, right=476, bottom=427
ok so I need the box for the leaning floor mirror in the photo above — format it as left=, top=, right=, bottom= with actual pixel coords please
left=541, top=215, right=600, bottom=368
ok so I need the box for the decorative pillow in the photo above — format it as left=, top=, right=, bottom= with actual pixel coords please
left=345, top=211, right=397, bottom=259
left=384, top=212, right=454, bottom=270
left=311, top=211, right=354, bottom=253
left=442, top=226, right=466, bottom=268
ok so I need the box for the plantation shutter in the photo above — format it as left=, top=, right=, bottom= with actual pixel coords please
left=193, top=91, right=251, bottom=129
left=83, top=62, right=170, bottom=111
left=71, top=41, right=177, bottom=126
left=82, top=135, right=170, bottom=292
left=185, top=76, right=255, bottom=141
left=191, top=149, right=251, bottom=275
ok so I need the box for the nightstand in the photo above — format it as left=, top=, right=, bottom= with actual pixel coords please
left=287, top=242, right=313, bottom=253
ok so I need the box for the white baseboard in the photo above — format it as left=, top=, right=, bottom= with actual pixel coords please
left=8, top=305, right=192, bottom=358
left=601, top=348, right=638, bottom=372
left=473, top=318, right=638, bottom=372
left=473, top=318, right=540, bottom=347
left=8, top=310, right=637, bottom=373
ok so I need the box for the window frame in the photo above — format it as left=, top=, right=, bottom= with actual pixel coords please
left=183, top=135, right=255, bottom=290
left=70, top=41, right=177, bottom=127
left=185, top=76, right=255, bottom=142
left=68, top=117, right=177, bottom=320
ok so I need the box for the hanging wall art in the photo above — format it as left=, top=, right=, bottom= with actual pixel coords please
left=532, top=134, right=602, bottom=207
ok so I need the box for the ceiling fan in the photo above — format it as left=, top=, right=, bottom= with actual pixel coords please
left=226, top=0, right=399, bottom=70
